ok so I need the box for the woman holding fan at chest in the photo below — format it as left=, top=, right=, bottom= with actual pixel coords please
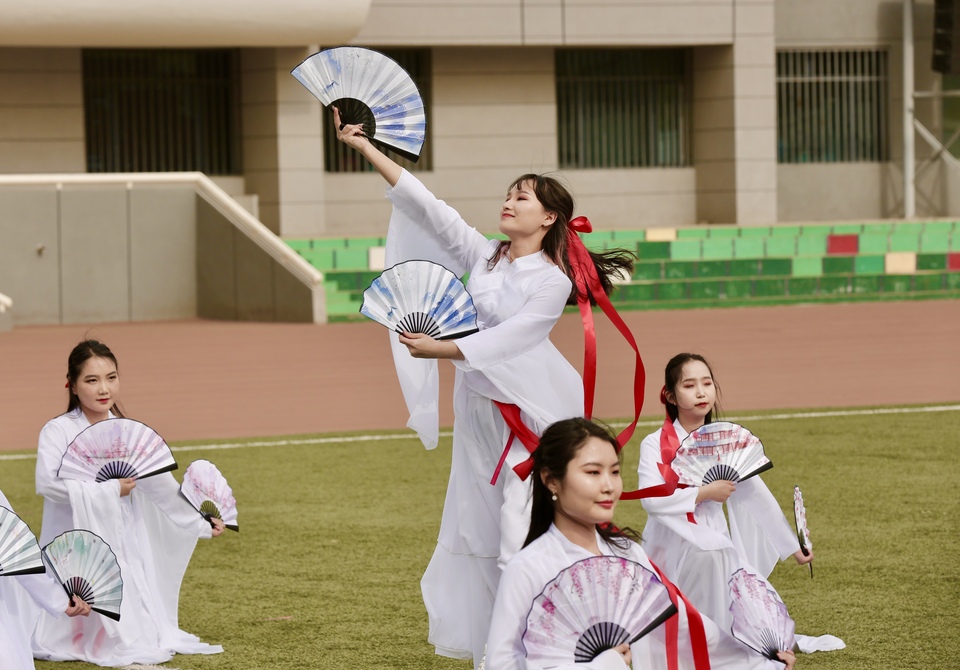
left=31, top=340, right=224, bottom=666
left=334, top=109, right=637, bottom=667
left=637, top=353, right=842, bottom=655
left=486, top=417, right=795, bottom=669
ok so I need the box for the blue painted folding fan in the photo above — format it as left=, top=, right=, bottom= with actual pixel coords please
left=0, top=506, right=45, bottom=577
left=292, top=46, right=426, bottom=162
left=361, top=260, right=479, bottom=340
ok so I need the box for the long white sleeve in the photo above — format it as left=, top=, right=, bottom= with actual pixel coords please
left=35, top=420, right=73, bottom=505
left=637, top=429, right=699, bottom=517
left=135, top=473, right=212, bottom=538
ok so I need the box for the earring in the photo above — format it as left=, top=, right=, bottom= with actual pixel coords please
left=551, top=493, right=558, bottom=502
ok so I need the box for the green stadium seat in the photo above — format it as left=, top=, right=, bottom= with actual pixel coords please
left=670, top=240, right=702, bottom=260
left=858, top=233, right=888, bottom=254
left=689, top=279, right=723, bottom=300
left=831, top=223, right=863, bottom=234
left=333, top=248, right=370, bottom=269
left=636, top=241, right=671, bottom=260
left=657, top=281, right=687, bottom=301
left=818, top=276, right=851, bottom=295
left=697, top=260, right=728, bottom=278
left=765, top=237, right=796, bottom=257
left=792, top=257, right=822, bottom=276
left=733, top=237, right=765, bottom=258
left=920, top=233, right=951, bottom=253
left=303, top=249, right=335, bottom=270
left=852, top=275, right=882, bottom=294
left=676, top=227, right=710, bottom=239
left=914, top=274, right=944, bottom=292
left=616, top=283, right=656, bottom=302
left=770, top=225, right=801, bottom=236
left=854, top=255, right=885, bottom=274
left=312, top=238, right=350, bottom=250
left=888, top=232, right=921, bottom=253
left=729, top=259, right=761, bottom=277
left=922, top=221, right=955, bottom=234
left=788, top=277, right=818, bottom=296
left=631, top=262, right=662, bottom=281
left=822, top=256, right=855, bottom=274
left=800, top=225, right=831, bottom=237
left=724, top=278, right=753, bottom=299
left=738, top=226, right=772, bottom=237
left=917, top=253, right=947, bottom=271
left=797, top=236, right=827, bottom=256
left=760, top=258, right=792, bottom=276
left=701, top=239, right=734, bottom=259
left=754, top=278, right=786, bottom=297
left=707, top=227, right=740, bottom=238
left=665, top=261, right=697, bottom=279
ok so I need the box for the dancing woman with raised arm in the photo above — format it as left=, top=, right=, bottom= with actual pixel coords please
left=335, top=109, right=636, bottom=667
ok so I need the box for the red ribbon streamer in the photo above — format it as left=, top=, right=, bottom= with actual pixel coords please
left=651, top=562, right=712, bottom=670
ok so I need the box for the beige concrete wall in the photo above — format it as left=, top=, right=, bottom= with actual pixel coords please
left=774, top=0, right=951, bottom=222
left=694, top=0, right=777, bottom=225
left=316, top=46, right=698, bottom=236
left=0, top=48, right=85, bottom=173
left=355, top=0, right=734, bottom=45
left=0, top=0, right=371, bottom=48
left=242, top=47, right=327, bottom=237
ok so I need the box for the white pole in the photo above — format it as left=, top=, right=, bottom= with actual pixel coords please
left=904, top=0, right=916, bottom=218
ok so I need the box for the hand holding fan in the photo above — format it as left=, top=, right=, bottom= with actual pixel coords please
left=522, top=555, right=677, bottom=665
left=58, top=418, right=177, bottom=483
left=292, top=46, right=426, bottom=162
left=671, top=422, right=772, bottom=486
left=180, top=460, right=239, bottom=532
left=42, top=530, right=123, bottom=621
left=0, top=506, right=45, bottom=576
left=728, top=569, right=795, bottom=664
left=361, top=260, right=479, bottom=340
left=794, top=485, right=813, bottom=578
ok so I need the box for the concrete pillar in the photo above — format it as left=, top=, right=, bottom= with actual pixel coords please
left=694, top=0, right=777, bottom=225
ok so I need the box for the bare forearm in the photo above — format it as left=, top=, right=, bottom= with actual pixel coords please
left=360, top=140, right=402, bottom=187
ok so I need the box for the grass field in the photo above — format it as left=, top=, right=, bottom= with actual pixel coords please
left=1, top=404, right=958, bottom=670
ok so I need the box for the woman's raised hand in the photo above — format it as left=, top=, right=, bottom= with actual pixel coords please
left=333, top=106, right=371, bottom=152
left=776, top=649, right=797, bottom=669
left=398, top=332, right=464, bottom=360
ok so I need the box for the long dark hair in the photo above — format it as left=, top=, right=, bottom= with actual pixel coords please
left=65, top=339, right=126, bottom=418
left=662, top=353, right=722, bottom=424
left=524, top=417, right=640, bottom=550
left=489, top=174, right=635, bottom=304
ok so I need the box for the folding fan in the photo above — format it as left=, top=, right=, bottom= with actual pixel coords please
left=728, top=569, right=795, bottom=663
left=42, top=530, right=123, bottom=621
left=794, top=485, right=813, bottom=578
left=361, top=260, right=479, bottom=340
left=180, top=460, right=239, bottom=532
left=522, top=555, right=677, bottom=665
left=0, top=506, right=45, bottom=576
left=292, top=46, right=426, bottom=162
left=59, top=418, right=177, bottom=483
left=670, top=422, right=772, bottom=486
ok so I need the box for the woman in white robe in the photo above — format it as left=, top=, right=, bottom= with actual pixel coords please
left=0, top=490, right=90, bottom=670
left=637, top=353, right=843, bottom=653
left=487, top=417, right=795, bottom=670
left=334, top=110, right=635, bottom=666
left=31, top=339, right=224, bottom=667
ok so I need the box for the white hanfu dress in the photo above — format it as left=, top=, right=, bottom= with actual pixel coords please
left=486, top=524, right=778, bottom=670
left=0, top=490, right=68, bottom=670
left=32, top=409, right=223, bottom=667
left=637, top=420, right=844, bottom=653
left=384, top=170, right=584, bottom=665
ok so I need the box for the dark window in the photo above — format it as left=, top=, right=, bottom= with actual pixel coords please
left=777, top=50, right=889, bottom=163
left=83, top=49, right=241, bottom=174
left=556, top=48, right=691, bottom=169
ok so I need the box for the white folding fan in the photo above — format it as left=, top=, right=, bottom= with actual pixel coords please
left=0, top=506, right=45, bottom=577
left=522, top=555, right=677, bottom=665
left=794, top=485, right=813, bottom=578
left=728, top=569, right=795, bottom=663
left=292, top=46, right=426, bottom=162
left=59, top=418, right=177, bottom=483
left=670, top=421, right=772, bottom=486
left=180, top=460, right=239, bottom=532
left=361, top=260, right=479, bottom=340
left=42, top=530, right=123, bottom=621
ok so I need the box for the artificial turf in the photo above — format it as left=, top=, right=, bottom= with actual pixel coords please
left=0, top=405, right=956, bottom=669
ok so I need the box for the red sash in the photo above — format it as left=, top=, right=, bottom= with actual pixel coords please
left=651, top=561, right=712, bottom=670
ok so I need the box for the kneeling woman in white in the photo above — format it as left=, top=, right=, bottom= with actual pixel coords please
left=486, top=418, right=796, bottom=669
left=32, top=340, right=224, bottom=667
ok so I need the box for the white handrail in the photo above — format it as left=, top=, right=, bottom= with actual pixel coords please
left=0, top=172, right=323, bottom=288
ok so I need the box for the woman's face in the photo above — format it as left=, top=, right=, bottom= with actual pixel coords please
left=71, top=356, right=119, bottom=423
left=551, top=436, right=622, bottom=529
left=499, top=180, right=556, bottom=243
left=669, top=359, right=716, bottom=426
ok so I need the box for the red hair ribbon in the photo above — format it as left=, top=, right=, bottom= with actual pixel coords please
left=65, top=381, right=70, bottom=389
